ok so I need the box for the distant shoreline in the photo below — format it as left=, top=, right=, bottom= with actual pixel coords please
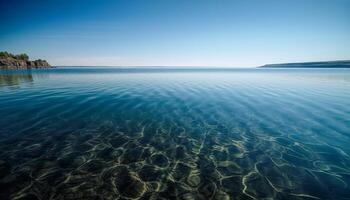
left=260, top=60, right=350, bottom=68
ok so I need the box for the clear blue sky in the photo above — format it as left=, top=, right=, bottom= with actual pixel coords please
left=0, top=0, right=349, bottom=67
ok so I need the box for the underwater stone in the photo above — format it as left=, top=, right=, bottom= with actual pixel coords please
left=139, top=165, right=163, bottom=182
left=114, top=170, right=146, bottom=198
left=221, top=176, right=243, bottom=196
left=151, top=153, right=169, bottom=168
left=214, top=190, right=230, bottom=200
left=187, top=174, right=201, bottom=187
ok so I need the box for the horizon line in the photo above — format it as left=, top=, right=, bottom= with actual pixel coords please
left=53, top=59, right=350, bottom=68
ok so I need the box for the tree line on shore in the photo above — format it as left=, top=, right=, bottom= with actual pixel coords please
left=0, top=51, right=30, bottom=61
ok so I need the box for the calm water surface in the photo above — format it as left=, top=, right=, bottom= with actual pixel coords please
left=0, top=67, right=350, bottom=200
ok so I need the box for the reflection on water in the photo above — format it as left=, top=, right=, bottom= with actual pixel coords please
left=0, top=71, right=33, bottom=87
left=0, top=68, right=350, bottom=200
left=0, top=70, right=49, bottom=88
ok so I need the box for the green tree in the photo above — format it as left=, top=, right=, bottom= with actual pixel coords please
left=16, top=53, right=29, bottom=60
left=0, top=51, right=11, bottom=58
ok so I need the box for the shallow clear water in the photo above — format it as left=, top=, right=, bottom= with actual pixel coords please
left=0, top=67, right=350, bottom=200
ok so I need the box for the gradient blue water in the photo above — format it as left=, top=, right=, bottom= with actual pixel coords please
left=0, top=68, right=350, bottom=199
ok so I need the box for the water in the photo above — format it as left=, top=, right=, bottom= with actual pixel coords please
left=0, top=67, right=350, bottom=200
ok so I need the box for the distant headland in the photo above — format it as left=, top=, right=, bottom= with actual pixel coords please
left=260, top=60, right=350, bottom=68
left=0, top=51, right=51, bottom=69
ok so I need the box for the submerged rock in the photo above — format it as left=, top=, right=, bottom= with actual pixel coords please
left=113, top=166, right=146, bottom=198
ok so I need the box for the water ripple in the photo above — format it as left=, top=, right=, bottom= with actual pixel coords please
left=0, top=68, right=350, bottom=199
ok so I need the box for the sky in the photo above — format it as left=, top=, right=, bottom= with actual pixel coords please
left=0, top=0, right=349, bottom=67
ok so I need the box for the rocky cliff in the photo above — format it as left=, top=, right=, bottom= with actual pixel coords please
left=0, top=52, right=51, bottom=69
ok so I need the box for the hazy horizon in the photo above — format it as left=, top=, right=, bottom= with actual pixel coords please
left=1, top=0, right=349, bottom=67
